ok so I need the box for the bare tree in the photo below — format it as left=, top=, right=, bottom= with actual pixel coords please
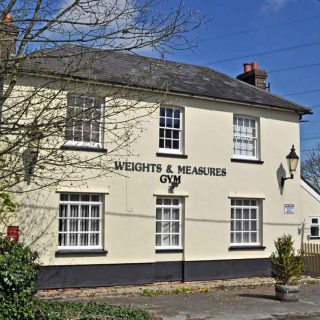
left=302, top=143, right=320, bottom=192
left=0, top=0, right=202, bottom=194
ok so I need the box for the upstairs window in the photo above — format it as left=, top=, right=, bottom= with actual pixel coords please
left=310, top=217, right=320, bottom=238
left=159, top=106, right=183, bottom=154
left=65, top=95, right=104, bottom=148
left=233, top=115, right=258, bottom=160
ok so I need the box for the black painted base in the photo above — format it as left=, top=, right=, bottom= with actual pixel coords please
left=38, top=258, right=270, bottom=289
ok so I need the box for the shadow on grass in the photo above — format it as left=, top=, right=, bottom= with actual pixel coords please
left=239, top=293, right=278, bottom=301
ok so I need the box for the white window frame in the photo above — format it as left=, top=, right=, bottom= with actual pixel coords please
left=156, top=197, right=182, bottom=250
left=233, top=115, right=259, bottom=160
left=58, top=193, right=103, bottom=250
left=64, top=95, right=104, bottom=149
left=159, top=106, right=184, bottom=155
left=310, top=216, right=320, bottom=238
left=230, top=198, right=261, bottom=247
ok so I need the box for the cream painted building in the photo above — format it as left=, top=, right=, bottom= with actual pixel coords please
left=2, top=34, right=320, bottom=288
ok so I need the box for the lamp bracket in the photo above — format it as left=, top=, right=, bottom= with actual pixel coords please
left=281, top=173, right=294, bottom=188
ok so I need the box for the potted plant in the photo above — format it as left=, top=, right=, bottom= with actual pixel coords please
left=270, top=234, right=304, bottom=302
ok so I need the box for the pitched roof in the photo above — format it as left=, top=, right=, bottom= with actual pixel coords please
left=20, top=45, right=311, bottom=115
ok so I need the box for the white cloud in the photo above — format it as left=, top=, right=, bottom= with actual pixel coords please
left=261, top=0, right=296, bottom=14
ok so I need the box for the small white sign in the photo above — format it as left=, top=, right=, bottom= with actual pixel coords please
left=284, top=204, right=295, bottom=214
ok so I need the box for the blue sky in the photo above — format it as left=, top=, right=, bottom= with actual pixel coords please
left=144, top=0, right=320, bottom=160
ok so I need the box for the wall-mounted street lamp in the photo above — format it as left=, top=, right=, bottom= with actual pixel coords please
left=281, top=145, right=299, bottom=188
left=22, top=130, right=44, bottom=185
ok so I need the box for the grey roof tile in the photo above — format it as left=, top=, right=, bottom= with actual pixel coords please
left=21, top=45, right=311, bottom=115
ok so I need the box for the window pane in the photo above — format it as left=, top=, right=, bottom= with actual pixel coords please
left=70, top=219, right=78, bottom=231
left=70, top=205, right=79, bottom=217
left=311, top=226, right=319, bottom=237
left=59, top=205, right=67, bottom=217
left=90, top=233, right=99, bottom=246
left=59, top=219, right=67, bottom=231
left=91, top=205, right=100, bottom=217
left=70, top=194, right=79, bottom=201
left=172, top=140, right=179, bottom=149
left=69, top=233, right=78, bottom=246
left=172, top=209, right=179, bottom=220
left=156, top=235, right=161, bottom=246
left=91, top=219, right=100, bottom=231
left=60, top=194, right=69, bottom=201
left=81, top=205, right=89, bottom=217
left=163, top=222, right=170, bottom=233
left=59, top=234, right=67, bottom=246
left=80, top=233, right=89, bottom=246
left=91, top=195, right=100, bottom=202
left=162, top=234, right=170, bottom=246
left=172, top=222, right=179, bottom=233
left=243, top=232, right=250, bottom=243
left=172, top=235, right=179, bottom=246
left=80, top=219, right=89, bottom=231
left=166, top=108, right=173, bottom=117
left=163, top=209, right=170, bottom=219
left=165, top=139, right=171, bottom=148
left=156, top=222, right=162, bottom=233
left=172, top=199, right=179, bottom=205
left=166, top=118, right=172, bottom=128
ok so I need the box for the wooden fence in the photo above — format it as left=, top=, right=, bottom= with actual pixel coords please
left=302, top=243, right=320, bottom=276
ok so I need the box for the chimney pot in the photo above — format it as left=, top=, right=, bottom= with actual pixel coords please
left=243, top=63, right=251, bottom=73
left=5, top=13, right=13, bottom=23
left=251, top=62, right=258, bottom=70
left=237, top=62, right=268, bottom=91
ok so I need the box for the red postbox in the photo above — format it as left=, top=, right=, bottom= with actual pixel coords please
left=7, top=226, right=19, bottom=241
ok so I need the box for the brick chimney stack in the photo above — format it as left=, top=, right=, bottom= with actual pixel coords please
left=0, top=13, right=19, bottom=61
left=236, top=62, right=267, bottom=91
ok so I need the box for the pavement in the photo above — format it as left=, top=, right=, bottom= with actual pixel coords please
left=38, top=277, right=320, bottom=320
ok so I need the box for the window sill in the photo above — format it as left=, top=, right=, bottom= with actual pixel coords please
left=55, top=249, right=108, bottom=256
left=156, top=152, right=188, bottom=159
left=231, top=158, right=264, bottom=164
left=61, top=145, right=108, bottom=153
left=156, top=248, right=183, bottom=253
left=309, top=236, right=320, bottom=240
left=229, top=246, right=266, bottom=251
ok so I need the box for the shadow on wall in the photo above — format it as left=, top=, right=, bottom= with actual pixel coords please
left=12, top=190, right=57, bottom=261
left=276, top=163, right=286, bottom=195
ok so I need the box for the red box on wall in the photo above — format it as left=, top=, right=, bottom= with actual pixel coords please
left=7, top=226, right=19, bottom=241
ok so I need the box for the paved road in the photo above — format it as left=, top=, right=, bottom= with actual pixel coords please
left=94, top=284, right=320, bottom=320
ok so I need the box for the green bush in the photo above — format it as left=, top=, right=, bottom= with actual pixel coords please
left=270, top=234, right=304, bottom=285
left=0, top=235, right=39, bottom=320
left=35, top=301, right=152, bottom=320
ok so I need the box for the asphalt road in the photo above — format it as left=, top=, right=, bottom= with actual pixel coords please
left=98, top=284, right=320, bottom=320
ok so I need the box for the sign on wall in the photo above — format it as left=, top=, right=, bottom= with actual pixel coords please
left=114, top=161, right=227, bottom=184
left=284, top=204, right=295, bottom=214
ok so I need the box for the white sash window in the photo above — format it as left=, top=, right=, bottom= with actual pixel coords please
left=58, top=193, right=102, bottom=249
